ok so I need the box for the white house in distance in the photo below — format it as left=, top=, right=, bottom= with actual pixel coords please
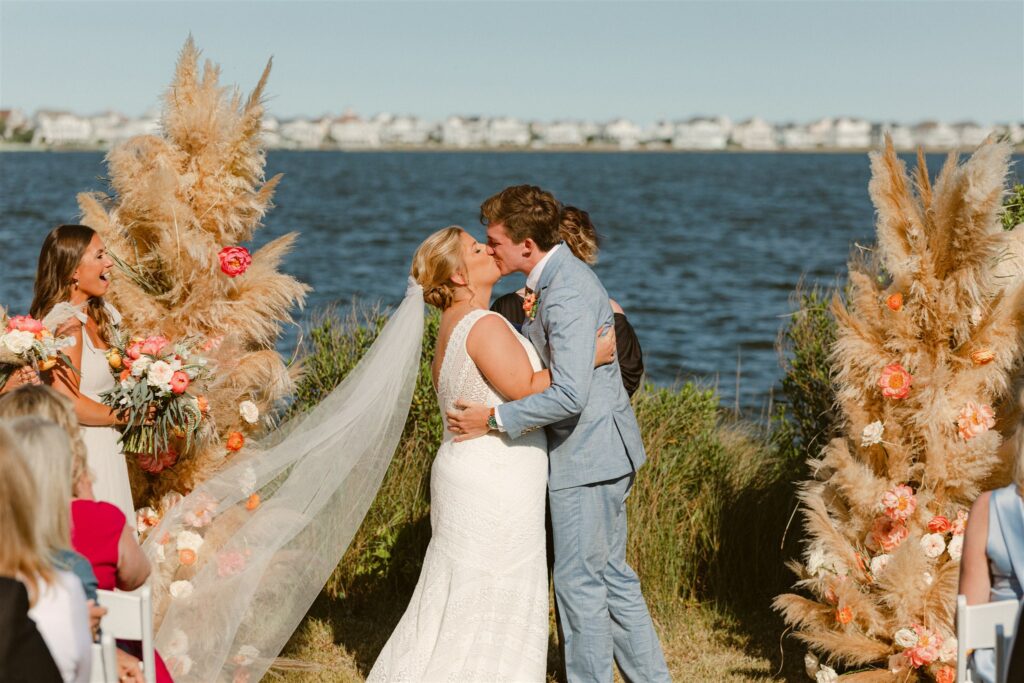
left=441, top=116, right=486, bottom=148
left=952, top=121, right=994, bottom=148
left=486, top=117, right=530, bottom=147
left=32, top=111, right=92, bottom=145
left=672, top=116, right=731, bottom=150
left=830, top=117, right=872, bottom=149
left=279, top=117, right=329, bottom=149
left=731, top=117, right=776, bottom=150
left=536, top=120, right=586, bottom=147
left=777, top=123, right=816, bottom=150
left=329, top=110, right=381, bottom=148
left=912, top=121, right=959, bottom=149
left=643, top=120, right=676, bottom=146
left=0, top=108, right=29, bottom=137
left=602, top=118, right=642, bottom=149
left=873, top=122, right=915, bottom=149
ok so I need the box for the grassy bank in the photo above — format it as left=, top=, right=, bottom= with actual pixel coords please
left=274, top=297, right=833, bottom=680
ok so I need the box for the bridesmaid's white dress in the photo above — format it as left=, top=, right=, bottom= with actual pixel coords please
left=367, top=310, right=550, bottom=682
left=75, top=305, right=135, bottom=522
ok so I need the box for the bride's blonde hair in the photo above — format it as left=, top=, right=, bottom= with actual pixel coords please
left=410, top=226, right=467, bottom=310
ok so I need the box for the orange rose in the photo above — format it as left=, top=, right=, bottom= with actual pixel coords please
left=878, top=363, right=913, bottom=400
left=37, top=357, right=57, bottom=372
left=971, top=348, right=995, bottom=365
left=935, top=666, right=954, bottom=683
left=119, top=368, right=131, bottom=382
left=886, top=292, right=903, bottom=311
left=246, top=493, right=261, bottom=510
left=226, top=432, right=245, bottom=452
left=219, top=246, right=252, bottom=277
left=178, top=548, right=197, bottom=566
left=871, top=516, right=909, bottom=552
left=836, top=606, right=853, bottom=624
left=928, top=516, right=951, bottom=533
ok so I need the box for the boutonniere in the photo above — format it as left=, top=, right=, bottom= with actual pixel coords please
left=522, top=291, right=539, bottom=320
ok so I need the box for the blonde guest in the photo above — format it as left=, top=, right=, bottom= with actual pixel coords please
left=959, top=401, right=1024, bottom=683
left=0, top=421, right=91, bottom=683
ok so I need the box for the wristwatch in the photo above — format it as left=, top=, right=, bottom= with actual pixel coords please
left=487, top=407, right=498, bottom=431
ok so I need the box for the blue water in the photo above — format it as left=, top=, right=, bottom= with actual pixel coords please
left=1, top=150, right=1019, bottom=411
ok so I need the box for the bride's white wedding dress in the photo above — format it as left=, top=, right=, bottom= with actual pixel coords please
left=368, top=309, right=550, bottom=682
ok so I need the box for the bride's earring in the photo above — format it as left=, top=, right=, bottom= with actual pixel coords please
left=71, top=277, right=80, bottom=289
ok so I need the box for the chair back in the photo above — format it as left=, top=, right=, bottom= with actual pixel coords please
left=89, top=633, right=118, bottom=683
left=956, top=594, right=1021, bottom=683
left=96, top=586, right=156, bottom=683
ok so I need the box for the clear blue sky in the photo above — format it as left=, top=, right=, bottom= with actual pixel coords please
left=1, top=0, right=1021, bottom=124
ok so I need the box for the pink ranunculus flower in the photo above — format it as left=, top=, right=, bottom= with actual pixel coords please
left=219, top=246, right=252, bottom=277
left=141, top=335, right=171, bottom=357
left=878, top=363, right=913, bottom=400
left=7, top=315, right=45, bottom=334
left=126, top=341, right=143, bottom=360
left=958, top=400, right=996, bottom=440
left=904, top=625, right=941, bottom=668
left=881, top=484, right=917, bottom=521
left=217, top=550, right=246, bottom=577
left=170, top=371, right=190, bottom=395
left=871, top=516, right=909, bottom=552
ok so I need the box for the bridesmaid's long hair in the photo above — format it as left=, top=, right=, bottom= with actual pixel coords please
left=30, top=224, right=113, bottom=343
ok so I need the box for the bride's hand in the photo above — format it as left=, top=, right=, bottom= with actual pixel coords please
left=593, top=325, right=616, bottom=368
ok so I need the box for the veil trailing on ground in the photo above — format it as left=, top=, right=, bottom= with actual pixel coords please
left=139, top=279, right=424, bottom=682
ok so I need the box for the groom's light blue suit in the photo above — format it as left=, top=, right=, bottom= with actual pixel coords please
left=498, top=245, right=671, bottom=683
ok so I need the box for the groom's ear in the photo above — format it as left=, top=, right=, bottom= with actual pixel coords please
left=521, top=237, right=538, bottom=256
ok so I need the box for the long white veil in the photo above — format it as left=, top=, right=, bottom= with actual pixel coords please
left=140, top=279, right=424, bottom=681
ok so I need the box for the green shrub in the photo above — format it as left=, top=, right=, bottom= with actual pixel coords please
left=1004, top=183, right=1024, bottom=231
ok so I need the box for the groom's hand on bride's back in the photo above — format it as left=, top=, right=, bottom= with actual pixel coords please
left=446, top=399, right=491, bottom=442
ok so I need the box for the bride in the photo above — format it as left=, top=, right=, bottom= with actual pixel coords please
left=368, top=226, right=615, bottom=681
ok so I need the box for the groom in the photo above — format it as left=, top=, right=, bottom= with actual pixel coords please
left=447, top=185, right=671, bottom=682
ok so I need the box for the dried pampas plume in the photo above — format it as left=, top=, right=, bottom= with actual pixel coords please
left=775, top=138, right=1024, bottom=681
left=78, top=37, right=309, bottom=504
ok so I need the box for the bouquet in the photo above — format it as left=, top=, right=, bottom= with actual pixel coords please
left=0, top=307, right=78, bottom=385
left=100, top=332, right=213, bottom=472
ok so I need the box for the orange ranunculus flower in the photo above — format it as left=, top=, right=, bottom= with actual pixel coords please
left=246, top=493, right=261, bottom=510
left=935, top=666, right=955, bottom=683
left=958, top=401, right=995, bottom=440
left=928, top=516, right=952, bottom=533
left=971, top=348, right=995, bottom=365
left=871, top=516, right=909, bottom=552
left=226, top=432, right=245, bottom=452
left=886, top=292, right=903, bottom=311
left=178, top=548, right=197, bottom=566
left=878, top=363, right=913, bottom=400
left=835, top=606, right=853, bottom=624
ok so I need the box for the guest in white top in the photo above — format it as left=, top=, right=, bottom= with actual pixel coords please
left=0, top=422, right=91, bottom=682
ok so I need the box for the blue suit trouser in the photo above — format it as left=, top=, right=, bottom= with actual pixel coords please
left=549, top=473, right=671, bottom=683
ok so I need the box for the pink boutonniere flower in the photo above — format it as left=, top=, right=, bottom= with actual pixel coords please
left=522, top=292, right=539, bottom=320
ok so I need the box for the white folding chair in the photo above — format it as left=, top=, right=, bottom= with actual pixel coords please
left=89, top=633, right=118, bottom=683
left=96, top=586, right=156, bottom=683
left=956, top=594, right=1021, bottom=683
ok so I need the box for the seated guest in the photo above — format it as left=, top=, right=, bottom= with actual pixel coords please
left=959, top=403, right=1024, bottom=683
left=0, top=422, right=91, bottom=683
left=0, top=576, right=62, bottom=683
left=489, top=206, right=645, bottom=396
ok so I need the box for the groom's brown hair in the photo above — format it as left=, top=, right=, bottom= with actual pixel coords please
left=480, top=185, right=561, bottom=251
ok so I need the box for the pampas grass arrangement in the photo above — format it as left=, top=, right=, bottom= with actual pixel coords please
left=774, top=139, right=1024, bottom=681
left=77, top=37, right=308, bottom=505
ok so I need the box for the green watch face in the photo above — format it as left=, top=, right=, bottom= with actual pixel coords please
left=487, top=414, right=498, bottom=430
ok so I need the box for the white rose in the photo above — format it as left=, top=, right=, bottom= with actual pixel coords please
left=920, top=533, right=946, bottom=558
left=169, top=580, right=193, bottom=599
left=1, top=330, right=36, bottom=355
left=938, top=635, right=957, bottom=662
left=861, top=420, right=884, bottom=447
left=804, top=652, right=820, bottom=678
left=169, top=358, right=182, bottom=373
left=147, top=360, right=174, bottom=389
left=131, top=356, right=152, bottom=377
left=239, top=400, right=259, bottom=424
left=948, top=534, right=964, bottom=560
left=234, top=644, right=260, bottom=666
left=240, top=466, right=257, bottom=496
left=893, top=627, right=918, bottom=648
left=176, top=529, right=204, bottom=553
left=168, top=654, right=193, bottom=676
left=815, top=665, right=838, bottom=683
left=165, top=628, right=189, bottom=656
left=869, top=554, right=892, bottom=577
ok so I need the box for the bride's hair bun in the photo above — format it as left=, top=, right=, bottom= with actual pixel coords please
left=410, top=226, right=466, bottom=310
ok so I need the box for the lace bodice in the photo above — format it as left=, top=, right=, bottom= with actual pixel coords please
left=436, top=310, right=542, bottom=436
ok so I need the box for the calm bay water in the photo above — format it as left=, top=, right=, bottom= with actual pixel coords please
left=2, top=150, right=1019, bottom=411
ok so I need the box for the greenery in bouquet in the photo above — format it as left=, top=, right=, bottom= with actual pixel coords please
left=100, top=332, right=213, bottom=473
left=0, top=308, right=78, bottom=385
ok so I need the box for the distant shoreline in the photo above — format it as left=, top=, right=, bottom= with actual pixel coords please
left=3, top=142, right=1022, bottom=155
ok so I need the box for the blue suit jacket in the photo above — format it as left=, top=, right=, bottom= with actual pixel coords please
left=498, top=246, right=646, bottom=490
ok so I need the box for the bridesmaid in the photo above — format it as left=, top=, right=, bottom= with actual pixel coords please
left=31, top=224, right=136, bottom=522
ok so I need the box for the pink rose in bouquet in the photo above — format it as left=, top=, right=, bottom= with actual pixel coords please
left=170, top=371, right=190, bottom=394
left=6, top=315, right=45, bottom=335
